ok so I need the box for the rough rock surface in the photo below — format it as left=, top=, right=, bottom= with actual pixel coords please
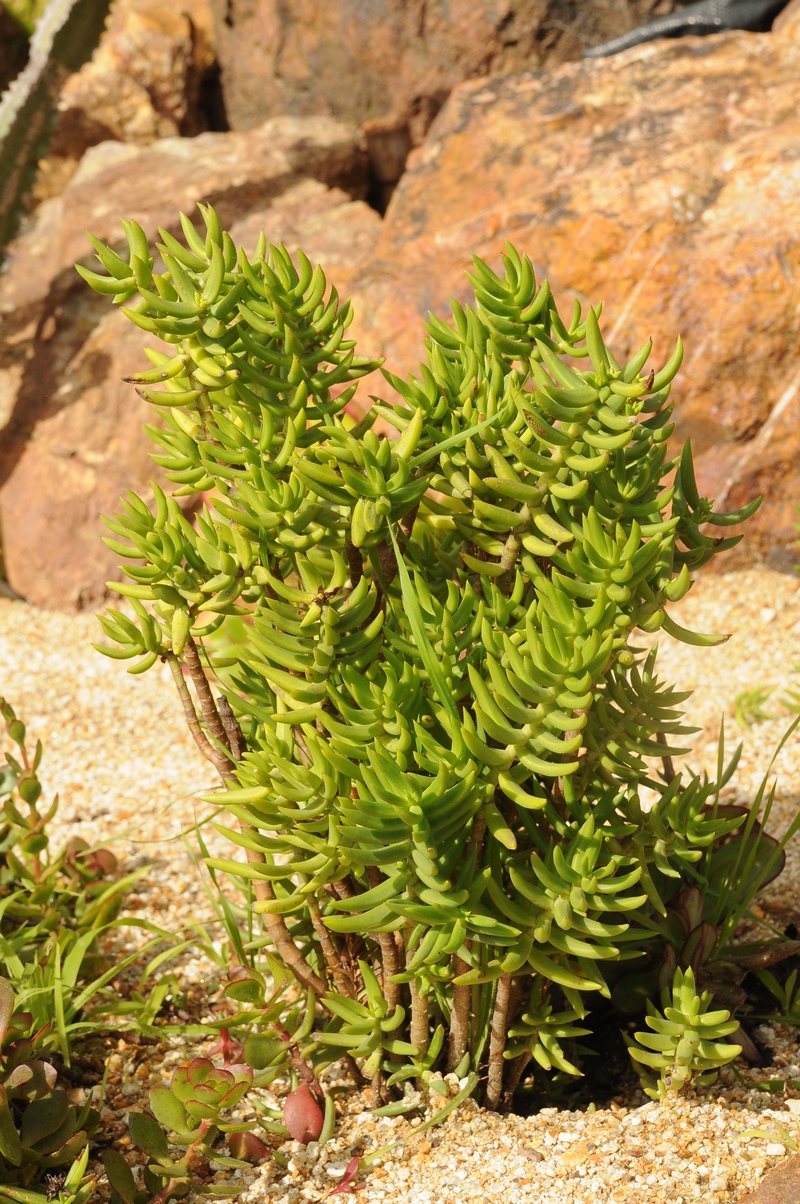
left=211, top=0, right=680, bottom=135
left=33, top=0, right=218, bottom=203
left=771, top=0, right=800, bottom=30
left=0, top=119, right=379, bottom=609
left=340, top=23, right=800, bottom=569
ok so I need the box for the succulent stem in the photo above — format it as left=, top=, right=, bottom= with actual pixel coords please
left=447, top=954, right=471, bottom=1073
left=485, top=972, right=513, bottom=1110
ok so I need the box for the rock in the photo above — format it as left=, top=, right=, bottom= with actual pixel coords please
left=0, top=118, right=379, bottom=609
left=738, top=1153, right=800, bottom=1202
left=773, top=0, right=800, bottom=31
left=228, top=178, right=381, bottom=268
left=338, top=24, right=800, bottom=569
left=33, top=0, right=218, bottom=203
left=3, top=114, right=368, bottom=309
left=211, top=0, right=680, bottom=135
left=363, top=116, right=414, bottom=213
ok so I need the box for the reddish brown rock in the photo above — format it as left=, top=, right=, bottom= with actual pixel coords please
left=738, top=1154, right=800, bottom=1202
left=339, top=25, right=800, bottom=569
left=211, top=0, right=679, bottom=135
left=774, top=0, right=800, bottom=33
left=0, top=119, right=378, bottom=609
left=34, top=0, right=217, bottom=203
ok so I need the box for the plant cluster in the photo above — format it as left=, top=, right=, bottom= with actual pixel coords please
left=626, top=965, right=741, bottom=1099
left=78, top=204, right=797, bottom=1118
left=0, top=975, right=99, bottom=1198
left=104, top=1057, right=267, bottom=1204
left=0, top=697, right=176, bottom=1061
left=0, top=700, right=251, bottom=1202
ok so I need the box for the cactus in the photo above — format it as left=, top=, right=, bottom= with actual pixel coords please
left=79, top=205, right=798, bottom=1110
left=0, top=0, right=111, bottom=255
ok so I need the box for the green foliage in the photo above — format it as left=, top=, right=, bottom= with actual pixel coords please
left=104, top=1058, right=267, bottom=1204
left=613, top=720, right=800, bottom=1019
left=80, top=204, right=782, bottom=1109
left=733, top=686, right=774, bottom=729
left=0, top=976, right=98, bottom=1198
left=1, top=0, right=47, bottom=35
left=0, top=696, right=188, bottom=1066
left=626, top=965, right=740, bottom=1099
left=739, top=1118, right=800, bottom=1154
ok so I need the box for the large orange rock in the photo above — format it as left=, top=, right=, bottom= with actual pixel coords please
left=0, top=118, right=380, bottom=609
left=211, top=0, right=679, bottom=135
left=33, top=0, right=218, bottom=203
left=340, top=23, right=800, bottom=569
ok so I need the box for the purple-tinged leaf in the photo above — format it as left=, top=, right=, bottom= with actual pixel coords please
left=284, top=1083, right=324, bottom=1144
left=227, top=1130, right=270, bottom=1162
left=0, top=979, right=14, bottom=1045
left=681, top=920, right=718, bottom=970
left=327, top=1156, right=365, bottom=1196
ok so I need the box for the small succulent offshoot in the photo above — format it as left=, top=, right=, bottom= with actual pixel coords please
left=626, top=966, right=741, bottom=1099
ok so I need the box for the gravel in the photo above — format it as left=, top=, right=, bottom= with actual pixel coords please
left=3, top=564, right=800, bottom=1202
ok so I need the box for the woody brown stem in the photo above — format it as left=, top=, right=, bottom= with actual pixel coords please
left=168, top=648, right=326, bottom=998
left=447, top=954, right=471, bottom=1073
left=307, top=899, right=358, bottom=998
left=167, top=654, right=221, bottom=773
left=371, top=1068, right=390, bottom=1106
left=409, top=976, right=429, bottom=1061
left=375, top=933, right=401, bottom=1010
left=345, top=539, right=363, bottom=587
left=183, top=636, right=232, bottom=764
left=501, top=1049, right=532, bottom=1111
left=366, top=866, right=400, bottom=1008
left=345, top=1054, right=366, bottom=1086
left=255, top=881, right=327, bottom=997
left=217, top=694, right=246, bottom=759
left=485, top=973, right=513, bottom=1110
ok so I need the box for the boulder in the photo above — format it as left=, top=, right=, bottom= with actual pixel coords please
left=772, top=0, right=800, bottom=31
left=211, top=1, right=680, bottom=136
left=0, top=118, right=380, bottom=609
left=33, top=0, right=218, bottom=203
left=337, top=22, right=800, bottom=569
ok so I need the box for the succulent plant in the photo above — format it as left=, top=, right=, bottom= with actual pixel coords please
left=0, top=976, right=98, bottom=1191
left=80, top=204, right=790, bottom=1109
left=626, top=965, right=741, bottom=1099
left=105, top=1057, right=267, bottom=1204
left=0, top=696, right=120, bottom=905
left=0, top=697, right=163, bottom=1064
